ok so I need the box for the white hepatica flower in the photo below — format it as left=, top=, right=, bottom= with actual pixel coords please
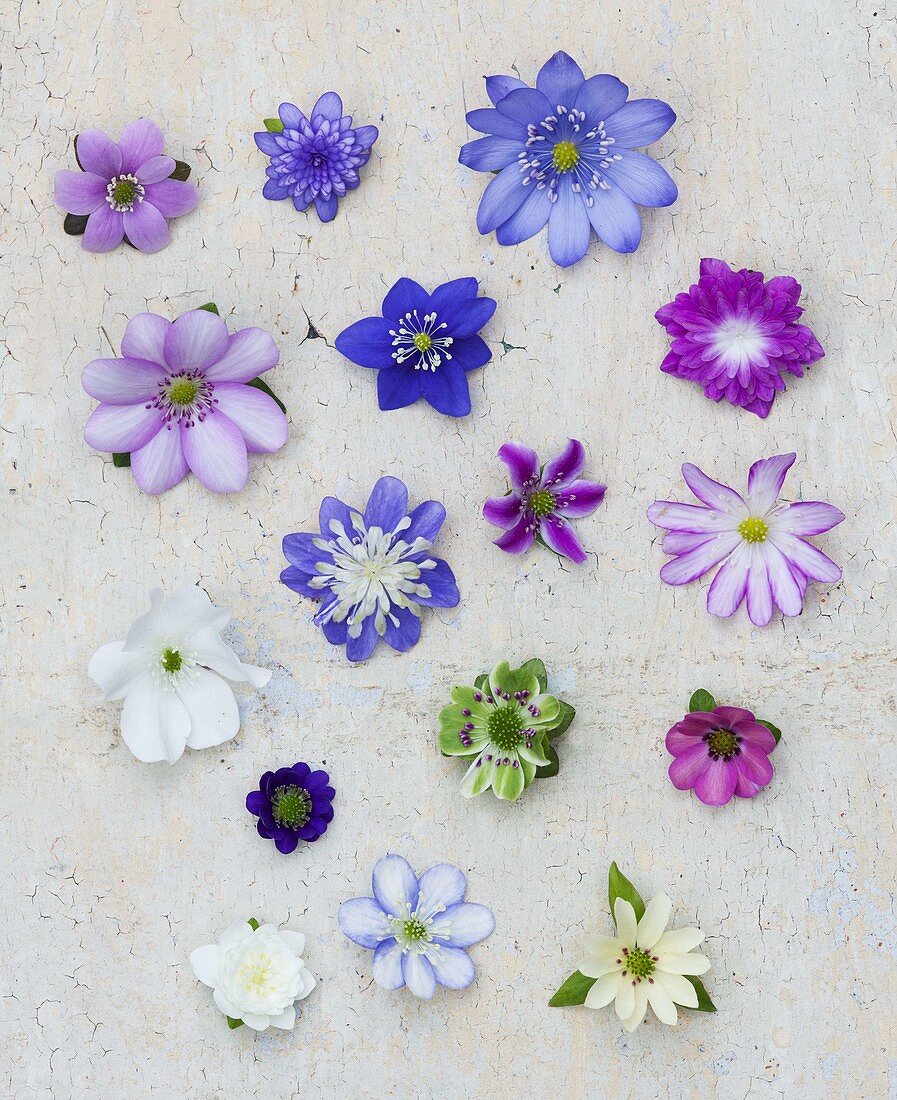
left=580, top=893, right=710, bottom=1033
left=190, top=920, right=316, bottom=1031
left=88, top=586, right=270, bottom=764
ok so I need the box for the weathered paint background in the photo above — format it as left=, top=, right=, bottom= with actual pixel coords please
left=3, top=0, right=896, bottom=1096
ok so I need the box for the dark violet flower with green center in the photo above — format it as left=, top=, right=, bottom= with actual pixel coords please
left=335, top=277, right=496, bottom=416
left=246, top=762, right=335, bottom=854
left=459, top=51, right=677, bottom=266
left=254, top=96, right=378, bottom=223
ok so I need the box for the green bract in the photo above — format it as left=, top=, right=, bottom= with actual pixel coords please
left=438, top=658, right=575, bottom=801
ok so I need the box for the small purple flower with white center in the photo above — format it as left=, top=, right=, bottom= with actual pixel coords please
left=459, top=51, right=677, bottom=266
left=338, top=854, right=494, bottom=999
left=54, top=119, right=198, bottom=253
left=483, top=439, right=606, bottom=564
left=647, top=453, right=844, bottom=627
left=82, top=307, right=288, bottom=494
left=246, top=762, right=335, bottom=854
left=656, top=258, right=825, bottom=418
left=254, top=96, right=378, bottom=223
left=281, top=476, right=460, bottom=662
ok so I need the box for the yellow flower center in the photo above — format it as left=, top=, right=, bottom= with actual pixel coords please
left=552, top=141, right=580, bottom=173
left=167, top=378, right=200, bottom=407
left=413, top=332, right=433, bottom=352
left=738, top=517, right=769, bottom=543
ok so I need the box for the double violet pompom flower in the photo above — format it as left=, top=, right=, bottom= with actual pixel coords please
left=460, top=51, right=677, bottom=266
left=339, top=854, right=494, bottom=999
left=54, top=119, right=198, bottom=253
left=82, top=308, right=288, bottom=494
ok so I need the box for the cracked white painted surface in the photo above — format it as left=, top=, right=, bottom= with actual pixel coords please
left=3, top=1, right=896, bottom=1097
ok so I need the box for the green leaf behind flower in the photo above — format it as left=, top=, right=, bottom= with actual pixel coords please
left=608, top=862, right=646, bottom=923
left=247, top=917, right=260, bottom=930
left=226, top=1016, right=244, bottom=1029
left=518, top=658, right=548, bottom=693
left=112, top=452, right=131, bottom=467
left=548, top=699, right=575, bottom=740
left=535, top=743, right=559, bottom=779
left=169, top=160, right=192, bottom=181
left=548, top=970, right=596, bottom=1007
left=247, top=376, right=286, bottom=414
left=64, top=212, right=89, bottom=236
left=689, top=689, right=717, bottom=713
left=758, top=719, right=782, bottom=745
left=264, top=118, right=285, bottom=132
left=684, top=975, right=716, bottom=1012
left=198, top=302, right=220, bottom=314
left=474, top=672, right=490, bottom=693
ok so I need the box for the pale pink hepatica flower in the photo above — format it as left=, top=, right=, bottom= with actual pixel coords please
left=82, top=308, right=288, bottom=494
left=647, top=453, right=844, bottom=626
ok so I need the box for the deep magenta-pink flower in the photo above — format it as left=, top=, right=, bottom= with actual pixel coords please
left=82, top=308, right=288, bottom=494
left=655, top=258, right=824, bottom=418
left=666, top=706, right=776, bottom=806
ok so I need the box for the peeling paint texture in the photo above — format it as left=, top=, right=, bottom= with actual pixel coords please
left=2, top=1, right=896, bottom=1097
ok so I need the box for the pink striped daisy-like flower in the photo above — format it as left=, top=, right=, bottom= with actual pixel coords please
left=647, top=453, right=844, bottom=626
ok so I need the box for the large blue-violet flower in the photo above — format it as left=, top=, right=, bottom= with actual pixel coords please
left=338, top=854, right=494, bottom=999
left=334, top=277, right=496, bottom=416
left=254, top=95, right=378, bottom=223
left=281, top=476, right=459, bottom=661
left=459, top=51, right=677, bottom=265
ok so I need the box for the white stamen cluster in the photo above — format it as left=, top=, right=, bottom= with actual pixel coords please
left=389, top=309, right=454, bottom=372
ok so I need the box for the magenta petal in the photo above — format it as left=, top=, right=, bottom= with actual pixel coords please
left=773, top=501, right=844, bottom=537
left=483, top=494, right=523, bottom=529
left=121, top=313, right=170, bottom=364
left=54, top=170, right=106, bottom=214
left=122, top=202, right=170, bottom=253
left=118, top=119, right=164, bottom=174
left=713, top=706, right=754, bottom=727
left=212, top=382, right=288, bottom=454
left=130, top=424, right=189, bottom=494
left=203, top=328, right=279, bottom=383
left=668, top=743, right=710, bottom=789
left=180, top=413, right=248, bottom=493
left=494, top=515, right=535, bottom=554
left=143, top=178, right=199, bottom=217
left=706, top=544, right=749, bottom=617
left=765, top=542, right=805, bottom=616
left=497, top=441, right=539, bottom=490
left=733, top=769, right=763, bottom=799
left=745, top=552, right=774, bottom=627
left=681, top=462, right=745, bottom=512
left=659, top=531, right=740, bottom=585
left=554, top=479, right=606, bottom=518
left=84, top=403, right=163, bottom=453
left=736, top=742, right=774, bottom=786
left=136, top=155, right=176, bottom=184
left=768, top=531, right=841, bottom=583
left=541, top=438, right=586, bottom=490
left=693, top=758, right=738, bottom=805
left=75, top=129, right=121, bottom=178
left=746, top=453, right=796, bottom=512
left=541, top=516, right=587, bottom=563
left=82, top=357, right=165, bottom=403
left=164, top=310, right=230, bottom=372
left=82, top=205, right=124, bottom=252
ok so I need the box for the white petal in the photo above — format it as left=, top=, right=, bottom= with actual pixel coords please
left=297, top=968, right=317, bottom=1000
left=220, top=921, right=254, bottom=949
left=269, top=1005, right=296, bottom=1029
left=120, top=676, right=190, bottom=764
left=177, top=669, right=240, bottom=750
left=189, top=944, right=220, bottom=986
left=190, top=626, right=271, bottom=687
left=402, top=953, right=436, bottom=999
left=279, top=930, right=305, bottom=957
left=656, top=951, right=710, bottom=976
left=647, top=980, right=679, bottom=1025
left=637, top=893, right=672, bottom=949
left=213, top=986, right=240, bottom=1017
left=654, top=970, right=700, bottom=1007
left=241, top=1012, right=270, bottom=1031
left=615, top=978, right=635, bottom=1021
left=622, top=984, right=649, bottom=1032
left=613, top=898, right=637, bottom=945
left=654, top=926, right=704, bottom=954
left=417, top=863, right=467, bottom=916
left=584, top=970, right=622, bottom=1009
left=372, top=855, right=419, bottom=917
left=88, top=641, right=146, bottom=700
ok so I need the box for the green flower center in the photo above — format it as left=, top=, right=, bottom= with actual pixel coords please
left=271, top=784, right=312, bottom=829
left=487, top=704, right=524, bottom=751
left=112, top=178, right=137, bottom=205
left=401, top=917, right=428, bottom=943
left=413, top=332, right=433, bottom=353
left=706, top=728, right=739, bottom=760
left=528, top=489, right=557, bottom=518
left=160, top=647, right=182, bottom=673
left=625, top=947, right=656, bottom=981
left=105, top=173, right=145, bottom=212
left=552, top=140, right=580, bottom=173
left=738, top=516, right=769, bottom=543
left=167, top=377, right=200, bottom=407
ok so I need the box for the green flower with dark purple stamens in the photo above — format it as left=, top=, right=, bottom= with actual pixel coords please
left=438, top=659, right=575, bottom=800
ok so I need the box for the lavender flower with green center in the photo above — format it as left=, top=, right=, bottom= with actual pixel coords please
left=459, top=51, right=677, bottom=265
left=439, top=659, right=575, bottom=800
left=254, top=96, right=378, bottom=222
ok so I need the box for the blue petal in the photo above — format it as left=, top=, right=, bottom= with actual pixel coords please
left=335, top=316, right=396, bottom=368
left=280, top=566, right=319, bottom=597
left=548, top=185, right=592, bottom=267
left=476, top=163, right=528, bottom=234
left=320, top=616, right=347, bottom=646
left=420, top=362, right=472, bottom=417
left=283, top=531, right=327, bottom=571
left=603, top=98, right=676, bottom=147
left=418, top=863, right=466, bottom=911
left=402, top=953, right=436, bottom=999
left=429, top=902, right=495, bottom=947
left=338, top=897, right=390, bottom=948
left=352, top=124, right=379, bottom=150
left=278, top=102, right=308, bottom=129
left=314, top=194, right=338, bottom=222
left=372, top=939, right=405, bottom=990
left=495, top=185, right=552, bottom=245
left=465, top=107, right=527, bottom=140
left=345, top=615, right=379, bottom=661
left=458, top=135, right=521, bottom=172
left=485, top=74, right=528, bottom=105
left=262, top=178, right=290, bottom=200
left=383, top=606, right=421, bottom=653
left=450, top=334, right=492, bottom=372
left=585, top=182, right=643, bottom=253
left=372, top=854, right=420, bottom=917
left=496, top=86, right=553, bottom=125
left=573, top=75, right=629, bottom=121
left=312, top=92, right=343, bottom=121
left=377, top=365, right=421, bottom=410
left=443, top=295, right=496, bottom=338
left=365, top=475, right=409, bottom=530
left=601, top=149, right=678, bottom=207
left=292, top=193, right=311, bottom=211
left=428, top=278, right=479, bottom=316
left=415, top=559, right=460, bottom=608
left=319, top=495, right=357, bottom=538
left=404, top=499, right=447, bottom=542
left=536, top=51, right=586, bottom=108
left=430, top=945, right=475, bottom=990
left=381, top=277, right=430, bottom=321
left=254, top=131, right=282, bottom=155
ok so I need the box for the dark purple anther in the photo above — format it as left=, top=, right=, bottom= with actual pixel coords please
left=462, top=708, right=471, bottom=716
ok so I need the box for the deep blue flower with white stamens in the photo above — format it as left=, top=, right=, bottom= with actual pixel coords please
left=459, top=51, right=678, bottom=266
left=254, top=95, right=378, bottom=223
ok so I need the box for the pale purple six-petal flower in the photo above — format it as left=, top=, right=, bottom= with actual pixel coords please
left=54, top=119, right=198, bottom=253
left=647, top=453, right=844, bottom=626
left=483, top=439, right=606, bottom=564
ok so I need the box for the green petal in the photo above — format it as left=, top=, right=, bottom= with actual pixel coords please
left=518, top=658, right=548, bottom=692
left=460, top=755, right=494, bottom=797
left=521, top=757, right=537, bottom=786
left=450, top=685, right=492, bottom=717
left=489, top=661, right=539, bottom=700
left=528, top=693, right=560, bottom=728
left=492, top=760, right=526, bottom=800
left=518, top=742, right=551, bottom=767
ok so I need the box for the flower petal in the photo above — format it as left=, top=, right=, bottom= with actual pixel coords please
left=278, top=102, right=308, bottom=129
left=654, top=927, right=704, bottom=955
left=365, top=476, right=409, bottom=530
left=338, top=897, right=391, bottom=948
left=647, top=981, right=678, bottom=1025
left=377, top=365, right=420, bottom=409
left=465, top=107, right=527, bottom=140
left=706, top=543, right=750, bottom=617
left=82, top=205, right=124, bottom=252
left=765, top=541, right=804, bottom=617
left=211, top=382, right=288, bottom=454
left=681, top=462, right=745, bottom=512
left=746, top=453, right=796, bottom=513
left=476, top=163, right=529, bottom=234
left=647, top=500, right=728, bottom=533
left=615, top=978, right=635, bottom=1021
left=636, top=893, right=671, bottom=949
left=75, top=129, right=121, bottom=177
left=654, top=969, right=702, bottom=1003
left=312, top=91, right=343, bottom=121
left=554, top=479, right=606, bottom=517
left=82, top=357, right=166, bottom=403
left=122, top=201, right=170, bottom=253
left=574, top=74, right=629, bottom=120
left=485, top=74, right=527, bottom=104
left=494, top=516, right=535, bottom=554
left=189, top=944, right=220, bottom=987
left=404, top=500, right=447, bottom=542
left=120, top=674, right=190, bottom=764
left=143, top=178, right=199, bottom=217
left=419, top=362, right=471, bottom=417
left=604, top=99, right=676, bottom=147
left=613, top=898, right=637, bottom=944
left=383, top=605, right=422, bottom=652
left=269, top=1005, right=296, bottom=1029
left=602, top=150, right=677, bottom=207
left=430, top=945, right=476, bottom=990
left=371, top=938, right=405, bottom=989
left=483, top=494, right=523, bottom=529
left=372, top=854, right=419, bottom=917
left=494, top=184, right=552, bottom=245
left=180, top=414, right=249, bottom=493
left=88, top=641, right=146, bottom=700
left=541, top=516, right=587, bottom=564
left=334, top=316, right=396, bottom=369
left=548, top=184, right=592, bottom=267
left=584, top=970, right=622, bottom=1009
left=668, top=742, right=710, bottom=790
left=444, top=296, right=496, bottom=339
left=460, top=755, right=495, bottom=796
left=693, top=757, right=739, bottom=805
left=121, top=312, right=170, bottom=364
left=131, top=423, right=189, bottom=495
left=402, top=953, right=436, bottom=999
left=203, top=327, right=280, bottom=383
left=536, top=51, right=585, bottom=107
left=767, top=531, right=841, bottom=582
left=498, top=441, right=539, bottom=490
left=418, top=864, right=467, bottom=914
left=314, top=194, right=339, bottom=222
left=118, top=119, right=164, bottom=173
left=584, top=182, right=642, bottom=254
left=492, top=759, right=525, bottom=800
left=177, top=668, right=240, bottom=749
left=772, top=501, right=844, bottom=537
left=84, top=402, right=163, bottom=453
left=429, top=902, right=494, bottom=948
left=164, top=310, right=230, bottom=372
left=381, top=278, right=430, bottom=321
left=542, top=439, right=586, bottom=488
left=135, top=155, right=176, bottom=184
left=54, top=170, right=106, bottom=214
left=659, top=531, right=740, bottom=585
left=459, top=135, right=521, bottom=171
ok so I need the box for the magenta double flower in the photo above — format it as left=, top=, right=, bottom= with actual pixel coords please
left=483, top=439, right=606, bottom=564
